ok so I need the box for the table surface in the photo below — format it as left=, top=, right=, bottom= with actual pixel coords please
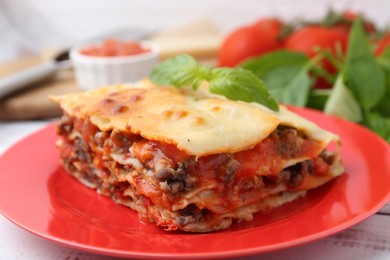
left=0, top=121, right=390, bottom=260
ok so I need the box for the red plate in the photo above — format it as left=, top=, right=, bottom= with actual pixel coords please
left=0, top=107, right=390, bottom=259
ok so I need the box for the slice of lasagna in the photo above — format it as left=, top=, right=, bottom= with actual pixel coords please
left=51, top=80, right=344, bottom=232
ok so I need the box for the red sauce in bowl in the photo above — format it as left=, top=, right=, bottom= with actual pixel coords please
left=79, top=39, right=150, bottom=57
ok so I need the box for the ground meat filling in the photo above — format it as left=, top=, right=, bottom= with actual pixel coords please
left=176, top=204, right=204, bottom=226
left=57, top=115, right=336, bottom=229
left=273, top=125, right=306, bottom=159
left=154, top=162, right=195, bottom=195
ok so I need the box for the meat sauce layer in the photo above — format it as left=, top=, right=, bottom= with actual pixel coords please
left=58, top=114, right=334, bottom=207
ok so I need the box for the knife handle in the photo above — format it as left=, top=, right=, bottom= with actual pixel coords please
left=0, top=61, right=59, bottom=99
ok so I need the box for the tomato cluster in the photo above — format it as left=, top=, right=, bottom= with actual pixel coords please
left=218, top=11, right=390, bottom=88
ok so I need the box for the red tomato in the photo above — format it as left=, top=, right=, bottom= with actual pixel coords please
left=375, top=32, right=390, bottom=56
left=284, top=26, right=348, bottom=58
left=253, top=18, right=284, bottom=40
left=218, top=18, right=283, bottom=67
left=284, top=26, right=348, bottom=88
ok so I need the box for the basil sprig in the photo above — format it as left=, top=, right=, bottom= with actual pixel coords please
left=343, top=19, right=386, bottom=112
left=241, top=51, right=312, bottom=106
left=150, top=54, right=279, bottom=111
left=240, top=19, right=390, bottom=143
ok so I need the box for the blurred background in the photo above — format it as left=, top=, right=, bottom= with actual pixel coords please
left=1, top=0, right=389, bottom=62
left=1, top=0, right=390, bottom=122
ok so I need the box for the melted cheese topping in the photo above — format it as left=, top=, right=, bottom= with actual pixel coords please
left=51, top=80, right=339, bottom=157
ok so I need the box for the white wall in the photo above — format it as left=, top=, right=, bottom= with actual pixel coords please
left=1, top=0, right=390, bottom=62
left=29, top=0, right=390, bottom=37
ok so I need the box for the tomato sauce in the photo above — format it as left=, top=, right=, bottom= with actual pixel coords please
left=64, top=117, right=329, bottom=211
left=234, top=132, right=322, bottom=181
left=79, top=38, right=150, bottom=57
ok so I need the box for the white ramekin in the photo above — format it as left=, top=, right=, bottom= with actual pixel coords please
left=70, top=41, right=160, bottom=90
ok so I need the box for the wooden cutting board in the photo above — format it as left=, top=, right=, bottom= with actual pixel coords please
left=0, top=56, right=79, bottom=121
left=0, top=19, right=222, bottom=121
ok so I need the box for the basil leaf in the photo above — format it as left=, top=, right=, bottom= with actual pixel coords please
left=375, top=93, right=390, bottom=117
left=365, top=113, right=390, bottom=143
left=210, top=68, right=279, bottom=111
left=241, top=51, right=311, bottom=106
left=380, top=46, right=390, bottom=59
left=307, top=89, right=331, bottom=110
left=150, top=54, right=210, bottom=89
left=260, top=66, right=302, bottom=89
left=343, top=19, right=386, bottom=111
left=374, top=56, right=390, bottom=117
left=273, top=67, right=312, bottom=106
left=241, top=50, right=308, bottom=78
left=150, top=54, right=279, bottom=111
left=324, top=75, right=363, bottom=122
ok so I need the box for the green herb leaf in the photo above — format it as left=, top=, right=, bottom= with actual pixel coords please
left=307, top=89, right=331, bottom=111
left=321, top=8, right=345, bottom=27
left=150, top=54, right=210, bottom=89
left=210, top=68, right=279, bottom=111
left=343, top=19, right=386, bottom=111
left=150, top=54, right=279, bottom=111
left=375, top=53, right=390, bottom=117
left=365, top=113, right=390, bottom=143
left=241, top=50, right=308, bottom=78
left=379, top=46, right=390, bottom=60
left=241, top=51, right=312, bottom=106
left=324, top=74, right=363, bottom=122
left=272, top=67, right=312, bottom=106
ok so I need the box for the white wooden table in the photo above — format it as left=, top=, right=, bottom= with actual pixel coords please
left=0, top=121, right=390, bottom=260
